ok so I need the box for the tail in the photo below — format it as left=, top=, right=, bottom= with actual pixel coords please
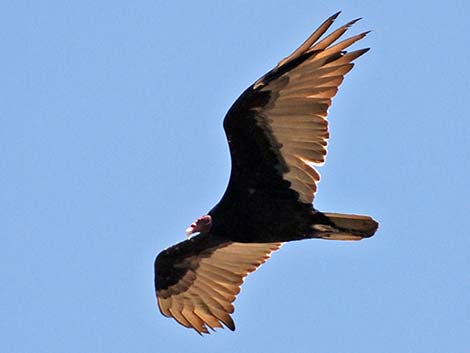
left=311, top=212, right=379, bottom=241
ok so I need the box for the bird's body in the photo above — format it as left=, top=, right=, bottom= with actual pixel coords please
left=154, top=12, right=379, bottom=334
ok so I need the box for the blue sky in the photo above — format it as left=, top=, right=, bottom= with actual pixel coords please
left=2, top=1, right=469, bottom=352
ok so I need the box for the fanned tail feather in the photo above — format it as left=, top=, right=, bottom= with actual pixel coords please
left=312, top=212, right=378, bottom=241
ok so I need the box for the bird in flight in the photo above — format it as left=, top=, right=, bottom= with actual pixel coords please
left=154, top=12, right=379, bottom=334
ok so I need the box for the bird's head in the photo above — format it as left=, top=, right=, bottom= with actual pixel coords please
left=185, top=215, right=212, bottom=237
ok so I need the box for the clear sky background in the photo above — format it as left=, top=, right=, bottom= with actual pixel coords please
left=2, top=1, right=469, bottom=352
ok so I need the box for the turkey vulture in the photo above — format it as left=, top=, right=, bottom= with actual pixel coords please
left=155, top=12, right=379, bottom=334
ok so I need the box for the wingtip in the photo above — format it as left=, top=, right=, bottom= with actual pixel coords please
left=345, top=17, right=362, bottom=27
left=352, top=30, right=372, bottom=42
left=330, top=11, right=341, bottom=20
left=358, top=30, right=372, bottom=41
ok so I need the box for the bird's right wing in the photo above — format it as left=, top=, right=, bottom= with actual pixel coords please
left=155, top=234, right=282, bottom=334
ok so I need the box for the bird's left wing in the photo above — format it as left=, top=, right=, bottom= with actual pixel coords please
left=155, top=234, right=282, bottom=334
left=223, top=13, right=369, bottom=205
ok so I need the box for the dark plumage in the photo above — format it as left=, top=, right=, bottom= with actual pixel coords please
left=154, top=12, right=379, bottom=334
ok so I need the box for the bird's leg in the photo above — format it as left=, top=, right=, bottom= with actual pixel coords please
left=185, top=215, right=212, bottom=237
